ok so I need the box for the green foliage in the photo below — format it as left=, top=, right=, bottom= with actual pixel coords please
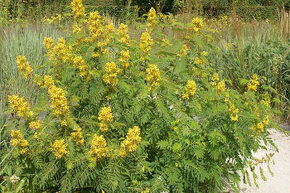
left=0, top=3, right=280, bottom=193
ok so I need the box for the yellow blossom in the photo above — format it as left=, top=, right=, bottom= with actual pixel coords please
left=119, top=50, right=130, bottom=68
left=71, top=0, right=85, bottom=20
left=140, top=31, right=153, bottom=60
left=90, top=134, right=107, bottom=159
left=182, top=80, right=197, bottom=100
left=146, top=64, right=161, bottom=91
left=201, top=51, right=208, bottom=56
left=51, top=139, right=69, bottom=159
left=177, top=44, right=188, bottom=57
left=43, top=37, right=55, bottom=51
left=8, top=95, right=34, bottom=119
left=47, top=85, right=70, bottom=117
left=73, top=56, right=90, bottom=79
left=117, top=23, right=130, bottom=45
left=71, top=127, right=84, bottom=145
left=43, top=75, right=55, bottom=88
left=16, top=55, right=33, bottom=78
left=103, top=62, right=118, bottom=87
left=120, top=126, right=142, bottom=157
left=247, top=74, right=259, bottom=91
left=194, top=57, right=205, bottom=65
left=228, top=103, right=239, bottom=122
left=192, top=17, right=204, bottom=32
left=98, top=107, right=113, bottom=132
left=161, top=38, right=170, bottom=47
left=217, top=80, right=226, bottom=93
left=29, top=120, right=41, bottom=130
left=211, top=73, right=219, bottom=86
left=147, top=7, right=157, bottom=30
left=263, top=116, right=269, bottom=125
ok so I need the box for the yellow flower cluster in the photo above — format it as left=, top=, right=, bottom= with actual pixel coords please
left=71, top=127, right=84, bottom=145
left=247, top=74, right=259, bottom=91
left=161, top=38, right=170, bottom=47
left=177, top=44, right=188, bottom=57
left=90, top=134, right=107, bottom=159
left=147, top=7, right=157, bottom=30
left=182, top=80, right=197, bottom=100
left=194, top=57, right=206, bottom=65
left=217, top=80, right=226, bottom=93
left=103, top=62, right=118, bottom=87
left=98, top=107, right=113, bottom=132
left=140, top=31, right=153, bottom=60
left=8, top=95, right=34, bottom=119
left=43, top=14, right=62, bottom=24
left=146, top=64, right=161, bottom=91
left=192, top=17, right=204, bottom=32
left=117, top=23, right=130, bottom=45
left=53, top=38, right=73, bottom=65
left=119, top=126, right=142, bottom=157
left=43, top=37, right=55, bottom=54
left=10, top=130, right=29, bottom=155
left=88, top=11, right=102, bottom=39
left=73, top=56, right=90, bottom=80
left=29, top=120, right=41, bottom=130
left=44, top=77, right=69, bottom=118
left=16, top=55, right=33, bottom=78
left=71, top=0, right=85, bottom=20
left=211, top=73, right=219, bottom=86
left=119, top=50, right=130, bottom=68
left=43, top=75, right=55, bottom=88
left=260, top=97, right=271, bottom=107
left=228, top=103, right=239, bottom=121
left=51, top=139, right=69, bottom=159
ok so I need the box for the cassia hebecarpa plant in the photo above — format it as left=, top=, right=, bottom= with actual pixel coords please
left=0, top=1, right=278, bottom=192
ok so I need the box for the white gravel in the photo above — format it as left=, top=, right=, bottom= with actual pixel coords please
left=239, top=129, right=290, bottom=193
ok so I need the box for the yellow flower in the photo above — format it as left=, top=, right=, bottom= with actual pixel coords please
left=10, top=130, right=29, bottom=154
left=161, top=38, right=170, bottom=47
left=98, top=107, right=113, bottom=132
left=117, top=23, right=130, bottom=45
left=257, top=122, right=264, bottom=132
left=43, top=37, right=55, bottom=51
left=16, top=55, right=33, bottom=78
left=217, top=80, right=226, bottom=93
left=194, top=57, right=205, bottom=65
left=90, top=134, right=107, bottom=159
left=71, top=0, right=85, bottom=20
left=247, top=74, right=259, bottom=92
left=201, top=51, right=208, bottom=56
left=51, top=139, right=69, bottom=159
left=43, top=75, right=55, bottom=88
left=119, top=50, right=130, bottom=68
left=147, top=7, right=157, bottom=30
left=71, top=127, right=84, bottom=145
left=120, top=126, right=141, bottom=157
left=73, top=56, right=90, bottom=79
left=211, top=73, right=219, bottom=86
left=182, top=80, right=197, bottom=100
left=103, top=62, right=118, bottom=87
left=140, top=31, right=153, bottom=60
left=146, top=64, right=161, bottom=91
left=228, top=103, right=239, bottom=122
left=263, top=116, right=269, bottom=125
left=192, top=17, right=204, bottom=32
left=47, top=85, right=70, bottom=117
left=177, top=44, right=188, bottom=57
left=29, top=120, right=41, bottom=130
left=8, top=95, right=34, bottom=119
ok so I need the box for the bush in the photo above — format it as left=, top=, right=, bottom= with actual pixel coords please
left=0, top=1, right=277, bottom=192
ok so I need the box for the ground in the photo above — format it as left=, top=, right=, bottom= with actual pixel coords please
left=240, top=129, right=290, bottom=193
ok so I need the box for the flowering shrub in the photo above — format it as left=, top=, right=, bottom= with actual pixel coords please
left=0, top=0, right=277, bottom=192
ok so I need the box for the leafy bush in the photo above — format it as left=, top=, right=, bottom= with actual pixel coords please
left=215, top=39, right=290, bottom=121
left=0, top=1, right=277, bottom=192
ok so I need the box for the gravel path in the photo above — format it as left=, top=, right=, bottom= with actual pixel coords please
left=239, top=129, right=290, bottom=193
